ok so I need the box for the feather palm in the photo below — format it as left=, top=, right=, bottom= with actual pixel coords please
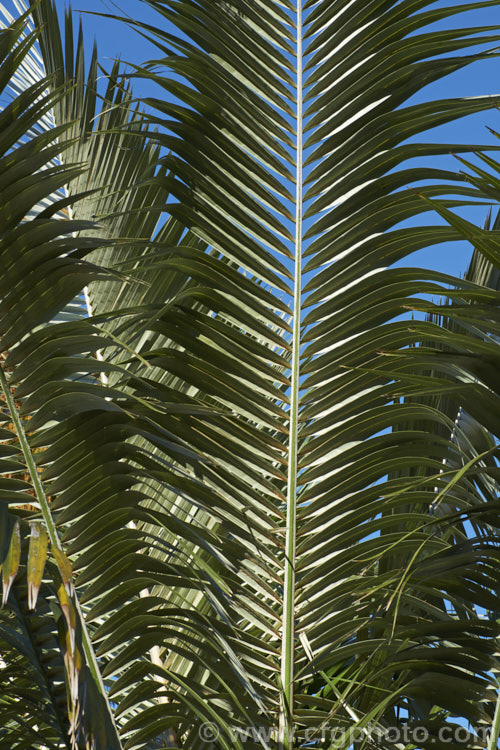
left=0, top=1, right=499, bottom=748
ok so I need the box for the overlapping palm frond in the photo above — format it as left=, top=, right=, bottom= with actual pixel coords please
left=0, top=3, right=290, bottom=747
left=2, top=0, right=500, bottom=748
left=117, top=0, right=500, bottom=746
left=0, top=5, right=128, bottom=746
left=23, top=5, right=293, bottom=747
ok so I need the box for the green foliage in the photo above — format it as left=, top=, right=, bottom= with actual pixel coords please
left=0, top=0, right=500, bottom=748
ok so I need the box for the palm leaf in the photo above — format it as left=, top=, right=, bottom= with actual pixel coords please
left=0, top=6, right=131, bottom=747
left=1, top=4, right=289, bottom=746
left=2, top=0, right=500, bottom=748
left=120, top=1, right=500, bottom=745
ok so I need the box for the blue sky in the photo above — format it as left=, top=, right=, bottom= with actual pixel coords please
left=58, top=0, right=500, bottom=281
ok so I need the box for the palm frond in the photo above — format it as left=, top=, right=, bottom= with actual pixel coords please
left=2, top=0, right=500, bottom=748
left=122, top=0, right=500, bottom=744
